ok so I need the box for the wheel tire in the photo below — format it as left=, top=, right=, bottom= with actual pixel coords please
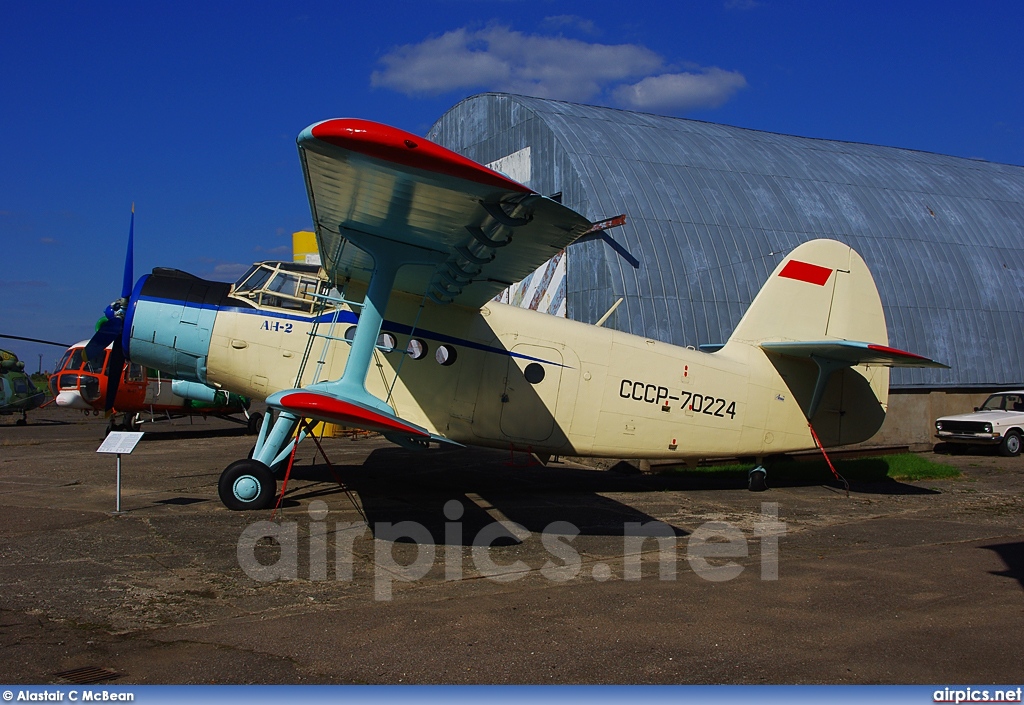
left=748, top=467, right=768, bottom=492
left=998, top=430, right=1021, bottom=457
left=16, top=418, right=27, bottom=426
left=246, top=412, right=263, bottom=436
left=218, top=460, right=276, bottom=510
left=124, top=415, right=140, bottom=432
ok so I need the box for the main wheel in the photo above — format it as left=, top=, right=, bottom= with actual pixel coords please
left=218, top=459, right=276, bottom=510
left=246, top=412, right=263, bottom=436
left=998, top=429, right=1021, bottom=457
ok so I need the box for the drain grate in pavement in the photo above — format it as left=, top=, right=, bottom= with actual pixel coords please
left=54, top=666, right=120, bottom=684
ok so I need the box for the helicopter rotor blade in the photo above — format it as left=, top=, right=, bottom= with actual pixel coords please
left=0, top=334, right=71, bottom=348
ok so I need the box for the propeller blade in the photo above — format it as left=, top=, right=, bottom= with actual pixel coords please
left=121, top=206, right=134, bottom=300
left=104, top=338, right=125, bottom=411
left=83, top=317, right=121, bottom=365
left=85, top=206, right=136, bottom=365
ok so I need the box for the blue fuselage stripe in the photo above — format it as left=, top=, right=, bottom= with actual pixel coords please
left=133, top=295, right=569, bottom=368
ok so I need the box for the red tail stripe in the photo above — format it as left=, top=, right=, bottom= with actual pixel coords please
left=779, top=260, right=833, bottom=286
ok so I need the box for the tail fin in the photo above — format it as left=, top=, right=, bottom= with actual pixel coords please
left=726, top=240, right=891, bottom=447
left=727, top=239, right=887, bottom=347
left=724, top=239, right=946, bottom=448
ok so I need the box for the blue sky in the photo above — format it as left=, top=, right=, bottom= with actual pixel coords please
left=2, top=1, right=1022, bottom=372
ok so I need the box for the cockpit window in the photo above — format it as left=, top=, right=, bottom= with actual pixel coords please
left=229, top=262, right=330, bottom=314
left=66, top=348, right=85, bottom=370
left=56, top=349, right=73, bottom=372
left=83, top=351, right=105, bottom=374
left=235, top=266, right=273, bottom=294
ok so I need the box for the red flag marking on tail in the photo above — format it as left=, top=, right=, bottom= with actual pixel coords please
left=779, top=260, right=833, bottom=286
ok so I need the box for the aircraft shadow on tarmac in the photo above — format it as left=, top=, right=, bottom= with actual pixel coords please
left=1, top=417, right=72, bottom=427
left=278, top=446, right=690, bottom=545
left=981, top=542, right=1024, bottom=591
left=662, top=458, right=941, bottom=496
left=272, top=446, right=938, bottom=545
left=138, top=426, right=249, bottom=441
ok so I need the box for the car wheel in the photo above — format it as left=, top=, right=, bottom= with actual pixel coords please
left=998, top=430, right=1021, bottom=457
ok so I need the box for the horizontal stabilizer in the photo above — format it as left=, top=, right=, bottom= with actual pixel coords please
left=761, top=340, right=949, bottom=368
left=266, top=389, right=460, bottom=446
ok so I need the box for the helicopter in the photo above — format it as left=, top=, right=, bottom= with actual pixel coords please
left=0, top=335, right=68, bottom=425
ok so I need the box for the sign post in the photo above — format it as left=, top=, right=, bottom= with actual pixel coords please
left=96, top=431, right=145, bottom=513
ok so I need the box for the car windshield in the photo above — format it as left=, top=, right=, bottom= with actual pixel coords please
left=980, top=393, right=1024, bottom=412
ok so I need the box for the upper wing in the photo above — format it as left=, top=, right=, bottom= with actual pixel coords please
left=298, top=119, right=592, bottom=308
left=760, top=340, right=949, bottom=368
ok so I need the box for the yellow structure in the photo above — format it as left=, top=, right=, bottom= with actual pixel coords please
left=292, top=231, right=320, bottom=265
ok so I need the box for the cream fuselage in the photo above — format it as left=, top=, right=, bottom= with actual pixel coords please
left=204, top=291, right=871, bottom=460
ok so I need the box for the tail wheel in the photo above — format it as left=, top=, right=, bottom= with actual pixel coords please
left=999, top=430, right=1021, bottom=457
left=218, top=459, right=276, bottom=510
left=748, top=467, right=768, bottom=492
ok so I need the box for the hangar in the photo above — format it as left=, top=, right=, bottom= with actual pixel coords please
left=427, top=93, right=1024, bottom=449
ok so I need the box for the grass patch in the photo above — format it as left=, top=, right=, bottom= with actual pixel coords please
left=666, top=453, right=959, bottom=483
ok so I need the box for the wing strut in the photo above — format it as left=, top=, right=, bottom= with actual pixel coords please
left=254, top=238, right=450, bottom=470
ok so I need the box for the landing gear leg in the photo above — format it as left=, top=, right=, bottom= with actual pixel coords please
left=16, top=410, right=27, bottom=426
left=748, top=464, right=768, bottom=492
left=218, top=410, right=300, bottom=510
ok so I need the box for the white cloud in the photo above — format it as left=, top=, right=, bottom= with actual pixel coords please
left=372, top=25, right=666, bottom=103
left=612, top=68, right=748, bottom=112
left=205, top=262, right=251, bottom=282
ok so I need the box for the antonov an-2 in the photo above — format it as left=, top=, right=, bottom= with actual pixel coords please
left=85, top=119, right=945, bottom=510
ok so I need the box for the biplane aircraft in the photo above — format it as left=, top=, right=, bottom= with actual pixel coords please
left=84, top=119, right=945, bottom=510
left=50, top=340, right=259, bottom=435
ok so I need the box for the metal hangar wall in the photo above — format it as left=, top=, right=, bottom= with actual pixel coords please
left=428, top=93, right=1024, bottom=397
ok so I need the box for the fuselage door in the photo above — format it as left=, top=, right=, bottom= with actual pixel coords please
left=499, top=344, right=563, bottom=442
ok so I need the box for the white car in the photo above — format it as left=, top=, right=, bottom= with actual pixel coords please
left=935, top=390, right=1024, bottom=456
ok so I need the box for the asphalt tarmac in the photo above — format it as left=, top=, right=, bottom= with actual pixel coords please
left=1, top=407, right=1022, bottom=685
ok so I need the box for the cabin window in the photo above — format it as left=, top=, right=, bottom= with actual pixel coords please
left=377, top=333, right=397, bottom=352
left=524, top=363, right=545, bottom=384
left=435, top=345, right=457, bottom=366
left=406, top=338, right=427, bottom=360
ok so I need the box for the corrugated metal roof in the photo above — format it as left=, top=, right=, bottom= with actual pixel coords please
left=428, top=93, right=1024, bottom=388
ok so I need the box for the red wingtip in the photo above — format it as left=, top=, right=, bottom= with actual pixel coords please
left=308, top=119, right=532, bottom=194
